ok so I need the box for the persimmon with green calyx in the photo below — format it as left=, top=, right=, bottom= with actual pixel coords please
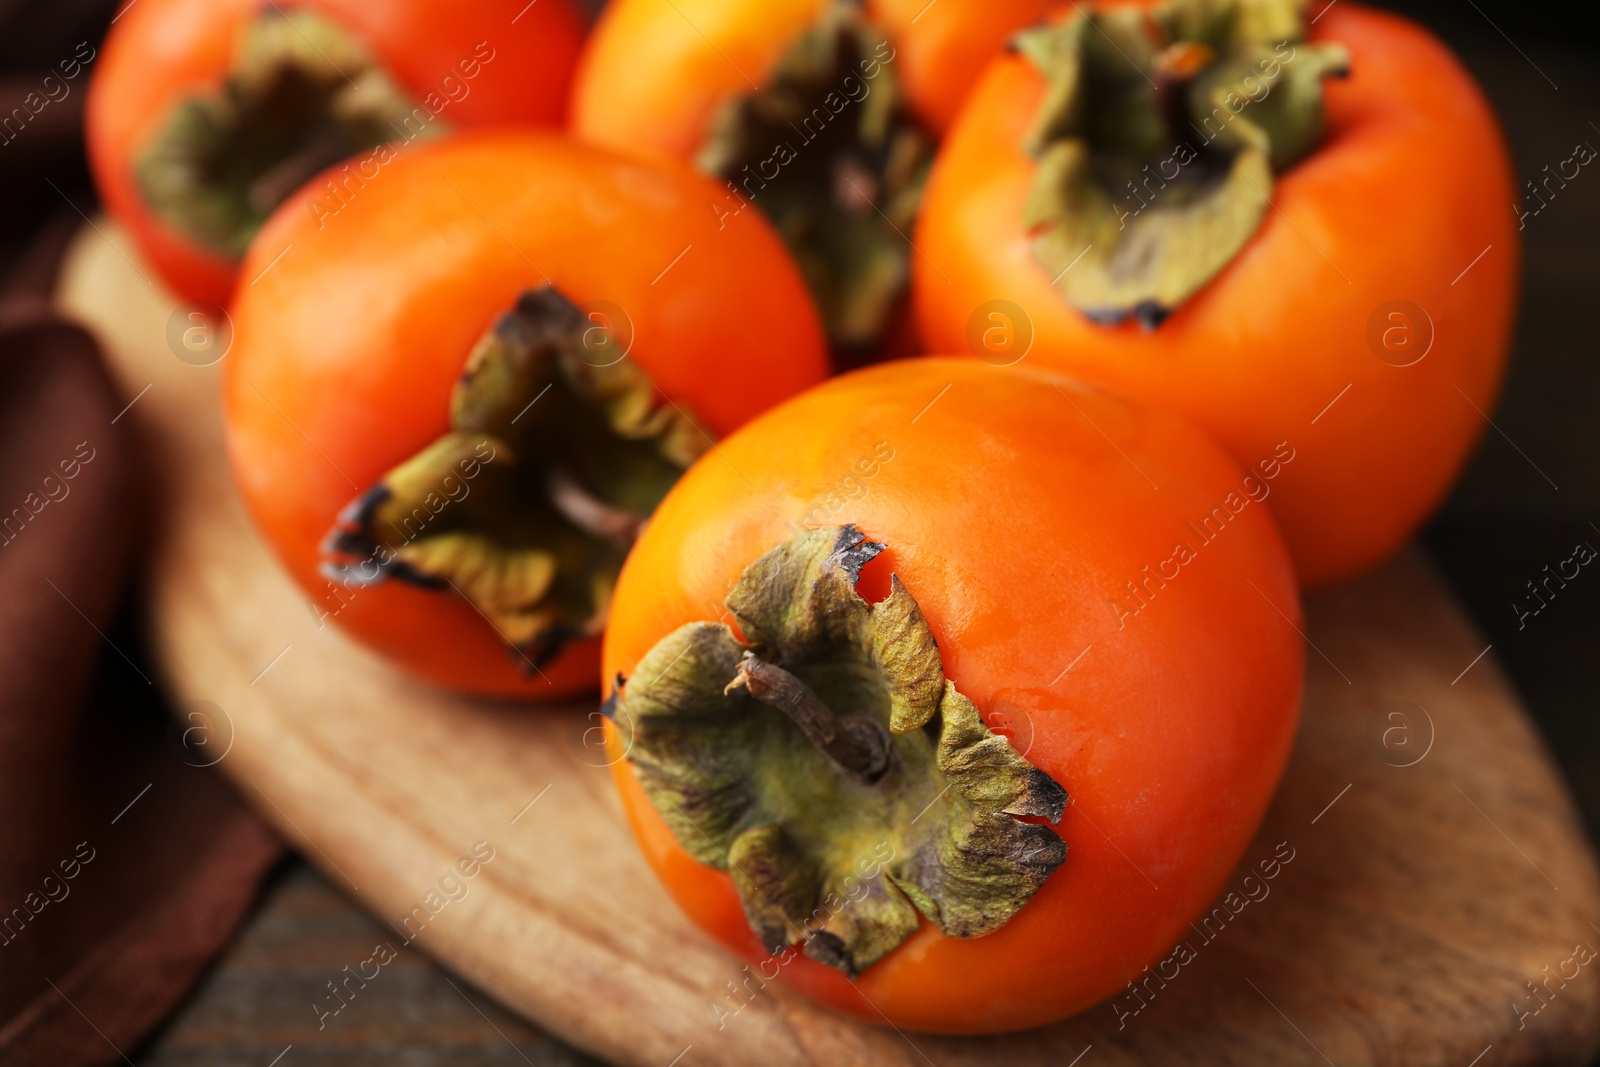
left=570, top=0, right=1049, bottom=358
left=223, top=131, right=828, bottom=699
left=914, top=0, right=1519, bottom=588
left=602, top=358, right=1304, bottom=1031
left=87, top=0, right=585, bottom=305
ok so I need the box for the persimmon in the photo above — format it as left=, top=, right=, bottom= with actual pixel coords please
left=602, top=358, right=1303, bottom=1031
left=222, top=131, right=827, bottom=698
left=87, top=0, right=585, bottom=305
left=570, top=0, right=1049, bottom=355
left=913, top=0, right=1519, bottom=588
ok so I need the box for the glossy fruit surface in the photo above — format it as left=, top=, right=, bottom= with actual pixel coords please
left=570, top=0, right=1049, bottom=355
left=87, top=0, right=585, bottom=304
left=224, top=131, right=828, bottom=698
left=602, top=358, right=1303, bottom=1031
left=914, top=1, right=1518, bottom=587
left=571, top=0, right=1048, bottom=149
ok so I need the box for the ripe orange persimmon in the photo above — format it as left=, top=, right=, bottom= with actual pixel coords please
left=223, top=131, right=827, bottom=698
left=87, top=0, right=585, bottom=305
left=602, top=358, right=1303, bottom=1031
left=914, top=0, right=1519, bottom=588
left=571, top=0, right=1049, bottom=355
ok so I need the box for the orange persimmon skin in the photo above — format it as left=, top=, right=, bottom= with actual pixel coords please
left=223, top=132, right=828, bottom=699
left=569, top=0, right=1050, bottom=158
left=869, top=0, right=1051, bottom=133
left=914, top=3, right=1519, bottom=588
left=86, top=0, right=586, bottom=305
left=602, top=359, right=1304, bottom=1032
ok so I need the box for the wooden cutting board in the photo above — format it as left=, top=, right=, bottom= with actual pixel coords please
left=56, top=222, right=1600, bottom=1067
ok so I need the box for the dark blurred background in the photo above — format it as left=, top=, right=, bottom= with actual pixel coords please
left=1393, top=0, right=1600, bottom=841
left=2, top=0, right=1596, bottom=1062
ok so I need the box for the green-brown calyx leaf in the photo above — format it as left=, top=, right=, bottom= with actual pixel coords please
left=136, top=8, right=442, bottom=259
left=322, top=287, right=709, bottom=669
left=1017, top=0, right=1350, bottom=328
left=696, top=2, right=932, bottom=355
left=611, top=526, right=1067, bottom=976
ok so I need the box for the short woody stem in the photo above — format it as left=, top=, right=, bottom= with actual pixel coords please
left=725, top=651, right=890, bottom=784
left=547, top=466, right=646, bottom=549
left=616, top=526, right=1069, bottom=975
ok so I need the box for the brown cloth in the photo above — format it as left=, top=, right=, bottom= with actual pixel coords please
left=0, top=2, right=286, bottom=1064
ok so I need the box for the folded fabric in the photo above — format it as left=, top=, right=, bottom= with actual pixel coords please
left=0, top=251, right=286, bottom=1067
left=1, top=3, right=289, bottom=1048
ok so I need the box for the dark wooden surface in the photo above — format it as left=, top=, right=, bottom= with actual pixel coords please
left=121, top=5, right=1600, bottom=1066
left=132, top=863, right=604, bottom=1067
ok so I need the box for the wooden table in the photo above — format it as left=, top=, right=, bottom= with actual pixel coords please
left=134, top=864, right=603, bottom=1067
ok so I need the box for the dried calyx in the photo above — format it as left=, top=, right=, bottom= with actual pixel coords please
left=137, top=8, right=438, bottom=259
left=1017, top=0, right=1349, bottom=328
left=322, top=287, right=708, bottom=669
left=610, top=526, right=1067, bottom=976
left=697, top=2, right=931, bottom=355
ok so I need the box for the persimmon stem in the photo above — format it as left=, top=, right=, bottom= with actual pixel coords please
left=320, top=286, right=705, bottom=668
left=547, top=466, right=645, bottom=549
left=134, top=8, right=439, bottom=258
left=693, top=4, right=931, bottom=354
left=725, top=651, right=889, bottom=784
left=616, top=526, right=1069, bottom=976
left=1016, top=0, right=1350, bottom=327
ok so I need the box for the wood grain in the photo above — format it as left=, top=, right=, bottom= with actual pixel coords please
left=57, top=222, right=1600, bottom=1067
left=137, top=865, right=608, bottom=1067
